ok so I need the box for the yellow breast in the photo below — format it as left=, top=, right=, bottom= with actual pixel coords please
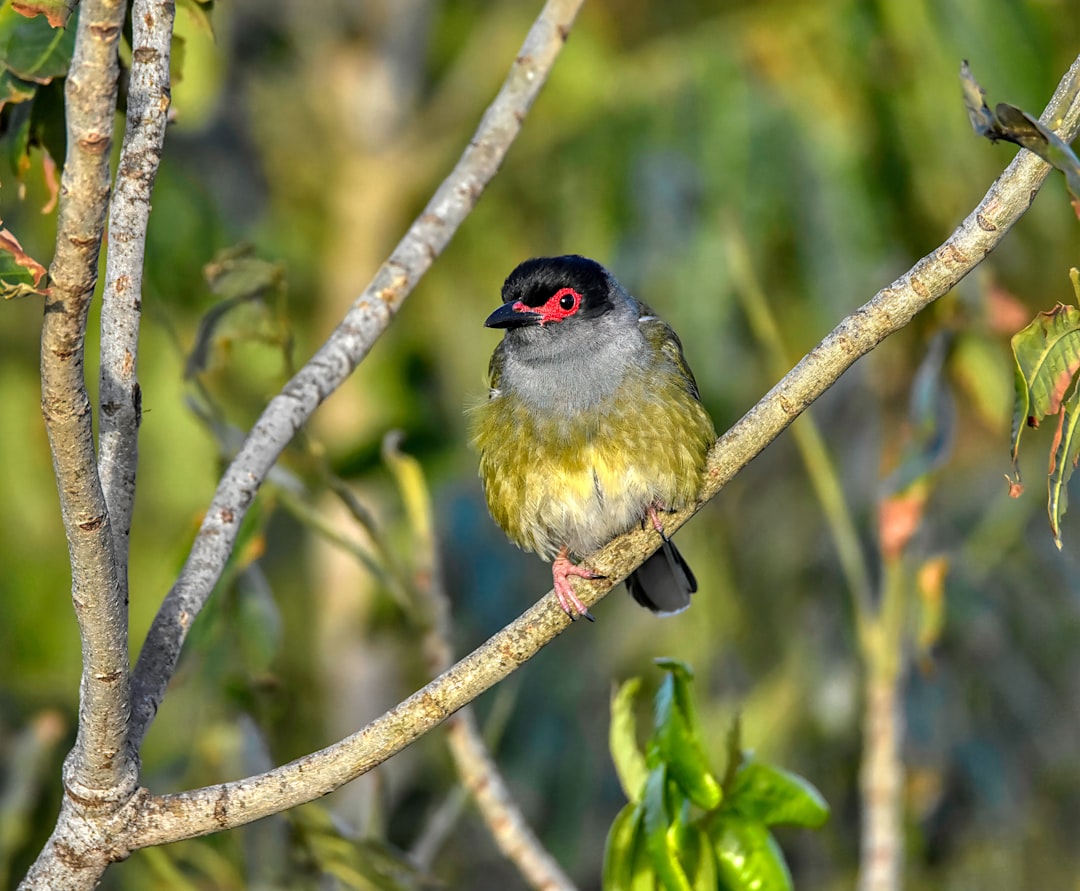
left=472, top=371, right=714, bottom=562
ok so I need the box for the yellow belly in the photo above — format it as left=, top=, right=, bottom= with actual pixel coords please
left=473, top=377, right=715, bottom=561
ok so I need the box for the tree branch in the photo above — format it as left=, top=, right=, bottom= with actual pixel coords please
left=40, top=0, right=136, bottom=803
left=23, top=2, right=137, bottom=889
left=109, top=51, right=1080, bottom=850
left=383, top=437, right=577, bottom=891
left=98, top=0, right=174, bottom=581
left=128, top=0, right=588, bottom=750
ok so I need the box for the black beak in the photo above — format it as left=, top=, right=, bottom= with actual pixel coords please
left=485, top=301, right=542, bottom=329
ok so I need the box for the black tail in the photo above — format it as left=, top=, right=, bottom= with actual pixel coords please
left=625, top=538, right=696, bottom=616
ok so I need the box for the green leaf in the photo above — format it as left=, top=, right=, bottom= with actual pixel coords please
left=711, top=816, right=792, bottom=891
left=642, top=766, right=693, bottom=891
left=603, top=802, right=644, bottom=891
left=683, top=825, right=719, bottom=891
left=611, top=678, right=649, bottom=803
left=0, top=69, right=36, bottom=110
left=185, top=246, right=287, bottom=378
left=1048, top=378, right=1080, bottom=548
left=728, top=761, right=830, bottom=829
left=653, top=661, right=723, bottom=810
left=0, top=5, right=76, bottom=83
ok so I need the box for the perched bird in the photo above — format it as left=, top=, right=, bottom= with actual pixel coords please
left=472, top=255, right=715, bottom=620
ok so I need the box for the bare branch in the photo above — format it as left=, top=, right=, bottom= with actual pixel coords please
left=129, top=0, right=587, bottom=749
left=98, top=0, right=175, bottom=577
left=126, top=594, right=570, bottom=846
left=40, top=0, right=136, bottom=802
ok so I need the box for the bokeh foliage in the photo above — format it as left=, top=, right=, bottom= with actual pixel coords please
left=2, top=0, right=1080, bottom=888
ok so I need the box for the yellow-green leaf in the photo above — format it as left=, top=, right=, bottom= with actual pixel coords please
left=712, top=816, right=792, bottom=891
left=611, top=678, right=649, bottom=803
left=728, top=761, right=829, bottom=829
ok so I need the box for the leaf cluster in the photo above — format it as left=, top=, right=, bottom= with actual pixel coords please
left=604, top=660, right=828, bottom=891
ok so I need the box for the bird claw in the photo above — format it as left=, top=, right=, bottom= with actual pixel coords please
left=552, top=552, right=598, bottom=622
left=647, top=503, right=670, bottom=541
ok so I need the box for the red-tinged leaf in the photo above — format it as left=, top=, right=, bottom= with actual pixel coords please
left=0, top=70, right=37, bottom=111
left=879, top=483, right=928, bottom=561
left=1010, top=302, right=1080, bottom=478
left=0, top=225, right=48, bottom=298
left=985, top=282, right=1036, bottom=336
left=1005, top=475, right=1024, bottom=498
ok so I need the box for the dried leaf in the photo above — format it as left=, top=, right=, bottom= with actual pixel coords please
left=962, top=61, right=1080, bottom=209
left=10, top=0, right=76, bottom=28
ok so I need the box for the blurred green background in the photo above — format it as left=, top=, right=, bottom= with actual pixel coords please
left=3, top=0, right=1080, bottom=888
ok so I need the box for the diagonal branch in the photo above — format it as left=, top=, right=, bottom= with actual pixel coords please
left=112, top=52, right=1080, bottom=850
left=40, top=0, right=137, bottom=803
left=129, top=0, right=587, bottom=750
left=383, top=438, right=577, bottom=891
left=98, top=0, right=175, bottom=583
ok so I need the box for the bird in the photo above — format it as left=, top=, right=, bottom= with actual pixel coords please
left=472, top=255, right=716, bottom=620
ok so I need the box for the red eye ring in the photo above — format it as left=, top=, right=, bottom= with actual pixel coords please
left=537, top=287, right=582, bottom=324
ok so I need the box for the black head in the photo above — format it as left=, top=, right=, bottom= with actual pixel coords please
left=485, top=255, right=619, bottom=330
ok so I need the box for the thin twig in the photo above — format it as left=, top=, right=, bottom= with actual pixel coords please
left=129, top=0, right=588, bottom=750
left=98, top=0, right=175, bottom=577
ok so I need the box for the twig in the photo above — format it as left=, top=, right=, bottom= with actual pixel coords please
left=39, top=0, right=135, bottom=802
left=128, top=0, right=588, bottom=750
left=98, top=0, right=175, bottom=576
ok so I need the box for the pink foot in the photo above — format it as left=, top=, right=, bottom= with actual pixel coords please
left=552, top=549, right=598, bottom=621
left=647, top=503, right=668, bottom=537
